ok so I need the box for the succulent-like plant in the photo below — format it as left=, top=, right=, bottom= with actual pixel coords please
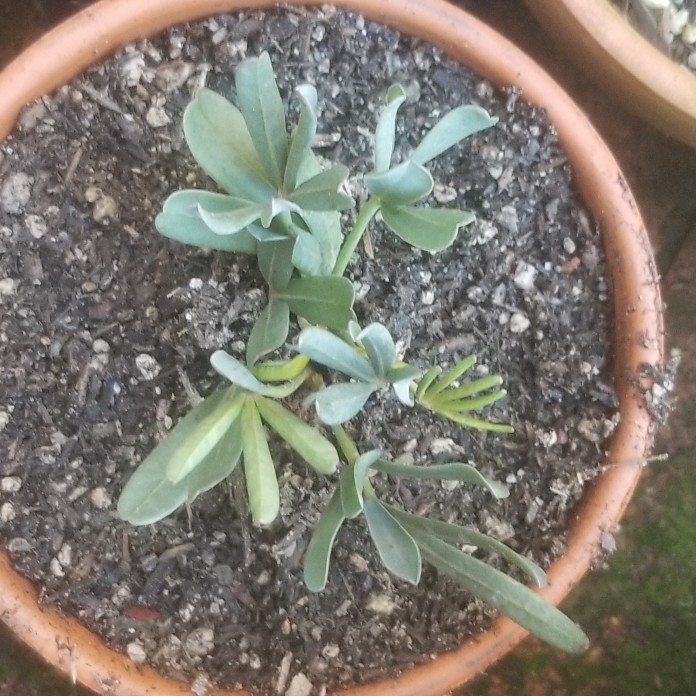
left=304, top=428, right=588, bottom=653
left=117, top=51, right=590, bottom=653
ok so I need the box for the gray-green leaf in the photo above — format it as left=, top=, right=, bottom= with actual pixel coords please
left=246, top=299, right=290, bottom=367
left=410, top=530, right=588, bottom=653
left=255, top=395, right=338, bottom=475
left=374, top=460, right=509, bottom=499
left=309, top=381, right=377, bottom=425
left=241, top=398, right=280, bottom=526
left=277, top=277, right=355, bottom=332
left=387, top=506, right=546, bottom=587
left=118, top=388, right=241, bottom=525
left=364, top=160, right=433, bottom=206
left=288, top=165, right=353, bottom=211
left=235, top=52, right=288, bottom=187
left=340, top=449, right=382, bottom=518
left=412, top=105, right=498, bottom=166
left=297, top=327, right=375, bottom=382
left=381, top=204, right=474, bottom=252
left=291, top=227, right=323, bottom=276
left=304, top=487, right=345, bottom=591
left=364, top=499, right=422, bottom=584
left=197, top=201, right=265, bottom=235
left=210, top=350, right=271, bottom=395
left=374, top=83, right=406, bottom=174
left=165, top=392, right=245, bottom=484
left=356, top=323, right=396, bottom=377
left=284, top=84, right=318, bottom=194
left=155, top=190, right=257, bottom=253
left=257, top=237, right=295, bottom=291
left=183, top=88, right=275, bottom=202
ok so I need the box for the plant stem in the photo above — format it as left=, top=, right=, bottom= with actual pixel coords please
left=332, top=196, right=381, bottom=276
left=331, top=424, right=359, bottom=464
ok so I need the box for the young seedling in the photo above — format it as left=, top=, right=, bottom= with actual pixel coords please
left=304, top=429, right=589, bottom=654
left=117, top=50, right=590, bottom=654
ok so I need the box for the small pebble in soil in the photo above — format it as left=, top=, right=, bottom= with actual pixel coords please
left=90, top=487, right=112, bottom=509
left=1, top=476, right=21, bottom=493
left=135, top=353, right=162, bottom=380
left=285, top=673, right=313, bottom=696
left=0, top=172, right=32, bottom=214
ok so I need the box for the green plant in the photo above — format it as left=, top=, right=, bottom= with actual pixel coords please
left=117, top=51, right=588, bottom=654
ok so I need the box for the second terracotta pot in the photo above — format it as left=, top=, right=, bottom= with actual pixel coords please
left=0, top=1, right=663, bottom=696
left=524, top=0, right=696, bottom=148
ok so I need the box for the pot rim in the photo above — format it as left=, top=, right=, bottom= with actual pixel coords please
left=523, top=0, right=696, bottom=149
left=0, top=1, right=663, bottom=695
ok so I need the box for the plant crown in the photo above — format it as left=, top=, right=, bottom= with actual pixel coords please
left=117, top=52, right=588, bottom=654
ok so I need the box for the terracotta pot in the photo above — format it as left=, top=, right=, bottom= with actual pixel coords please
left=0, top=1, right=664, bottom=695
left=523, top=0, right=696, bottom=149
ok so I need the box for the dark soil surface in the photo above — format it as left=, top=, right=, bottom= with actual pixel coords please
left=0, top=7, right=615, bottom=695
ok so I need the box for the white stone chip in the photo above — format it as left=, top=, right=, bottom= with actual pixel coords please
left=513, top=262, right=536, bottom=291
left=146, top=105, right=171, bottom=127
left=25, top=214, right=48, bottom=239
left=1, top=172, right=32, bottom=214
left=90, top=487, right=112, bottom=509
left=136, top=353, right=161, bottom=380
left=0, top=410, right=9, bottom=432
left=127, top=642, right=148, bottom=664
left=1, top=476, right=22, bottom=493
left=0, top=502, right=16, bottom=522
left=509, top=313, right=531, bottom=334
left=285, top=672, right=313, bottom=696
left=366, top=593, right=397, bottom=614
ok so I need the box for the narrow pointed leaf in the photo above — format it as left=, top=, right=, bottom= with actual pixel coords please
left=374, top=460, right=509, bottom=499
left=415, top=366, right=442, bottom=399
left=356, top=323, right=396, bottom=377
left=412, top=105, right=498, bottom=165
left=118, top=388, right=240, bottom=525
left=166, top=393, right=245, bottom=484
left=440, top=409, right=513, bottom=433
left=304, top=487, right=345, bottom=591
left=278, top=276, right=355, bottom=331
left=386, top=506, right=546, bottom=587
left=284, top=84, right=318, bottom=193
left=435, top=390, right=507, bottom=413
left=235, top=52, right=288, bottom=187
left=426, top=355, right=477, bottom=397
left=297, top=327, right=375, bottom=381
left=374, top=84, right=407, bottom=173
left=257, top=237, right=295, bottom=291
left=198, top=202, right=265, bottom=235
left=410, top=531, right=588, bottom=653
left=246, top=300, right=290, bottom=367
left=310, top=382, right=376, bottom=425
left=381, top=204, right=474, bottom=252
left=288, top=165, right=353, bottom=211
left=431, top=375, right=504, bottom=403
left=386, top=365, right=422, bottom=384
left=291, top=227, right=323, bottom=276
left=183, top=88, right=275, bottom=202
left=255, top=395, right=338, bottom=474
left=364, top=160, right=433, bottom=206
left=364, top=499, right=421, bottom=584
left=156, top=190, right=257, bottom=253
left=392, top=378, right=415, bottom=406
left=340, top=449, right=382, bottom=518
left=242, top=398, right=280, bottom=526
left=210, top=350, right=270, bottom=394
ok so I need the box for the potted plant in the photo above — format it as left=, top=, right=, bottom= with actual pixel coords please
left=522, top=0, right=696, bottom=149
left=0, top=1, right=663, bottom=695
